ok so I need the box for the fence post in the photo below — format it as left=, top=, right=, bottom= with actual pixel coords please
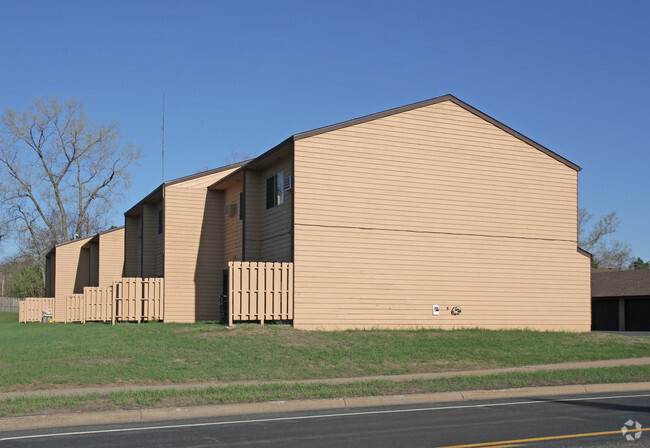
left=111, top=280, right=117, bottom=325
left=228, top=263, right=234, bottom=327
left=82, top=288, right=86, bottom=324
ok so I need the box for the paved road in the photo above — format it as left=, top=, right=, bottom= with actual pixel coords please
left=2, top=392, right=649, bottom=447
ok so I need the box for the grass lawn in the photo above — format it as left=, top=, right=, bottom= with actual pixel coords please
left=2, top=365, right=649, bottom=417
left=1, top=316, right=648, bottom=392
left=0, top=312, right=17, bottom=324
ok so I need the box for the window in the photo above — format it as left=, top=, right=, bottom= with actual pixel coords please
left=266, top=170, right=284, bottom=209
left=239, top=192, right=245, bottom=220
left=158, top=209, right=163, bottom=234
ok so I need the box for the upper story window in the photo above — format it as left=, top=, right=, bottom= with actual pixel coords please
left=266, top=170, right=284, bottom=210
left=158, top=209, right=163, bottom=234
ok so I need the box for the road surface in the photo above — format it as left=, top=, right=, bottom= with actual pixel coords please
left=2, top=392, right=649, bottom=447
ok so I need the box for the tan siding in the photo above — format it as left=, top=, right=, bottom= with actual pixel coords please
left=164, top=186, right=224, bottom=322
left=244, top=171, right=261, bottom=261
left=247, top=158, right=293, bottom=262
left=88, top=243, right=99, bottom=287
left=124, top=216, right=141, bottom=277
left=293, top=100, right=590, bottom=331
left=98, top=228, right=125, bottom=287
left=174, top=167, right=241, bottom=189
left=52, top=237, right=92, bottom=321
left=156, top=215, right=164, bottom=277
left=224, top=178, right=244, bottom=265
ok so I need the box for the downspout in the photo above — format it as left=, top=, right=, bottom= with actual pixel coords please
left=140, top=203, right=144, bottom=277
left=162, top=182, right=165, bottom=322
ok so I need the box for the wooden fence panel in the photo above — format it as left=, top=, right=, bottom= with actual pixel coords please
left=85, top=286, right=113, bottom=322
left=18, top=298, right=55, bottom=323
left=65, top=294, right=85, bottom=323
left=141, top=278, right=164, bottom=321
left=18, top=278, right=164, bottom=325
left=228, top=262, right=293, bottom=325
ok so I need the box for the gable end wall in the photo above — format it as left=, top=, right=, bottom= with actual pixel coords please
left=293, top=100, right=590, bottom=330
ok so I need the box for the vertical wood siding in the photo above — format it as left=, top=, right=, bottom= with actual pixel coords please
left=293, top=100, right=590, bottom=330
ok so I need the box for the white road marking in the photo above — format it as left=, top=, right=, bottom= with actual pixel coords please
left=2, top=393, right=649, bottom=441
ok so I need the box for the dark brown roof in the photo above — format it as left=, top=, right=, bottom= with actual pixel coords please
left=592, top=269, right=650, bottom=297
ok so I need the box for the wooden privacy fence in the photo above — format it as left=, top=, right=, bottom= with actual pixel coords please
left=19, top=297, right=55, bottom=323
left=112, top=277, right=164, bottom=324
left=19, top=278, right=163, bottom=324
left=229, top=261, right=293, bottom=326
left=1, top=297, right=21, bottom=312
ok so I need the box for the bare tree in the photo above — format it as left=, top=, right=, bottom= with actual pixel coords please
left=222, top=149, right=253, bottom=165
left=0, top=96, right=141, bottom=276
left=578, top=208, right=632, bottom=268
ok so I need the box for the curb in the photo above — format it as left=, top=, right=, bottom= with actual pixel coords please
left=2, top=382, right=649, bottom=432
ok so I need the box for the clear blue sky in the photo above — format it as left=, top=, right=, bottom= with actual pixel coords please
left=1, top=0, right=649, bottom=261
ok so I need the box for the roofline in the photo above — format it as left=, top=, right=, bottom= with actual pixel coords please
left=165, top=160, right=249, bottom=187
left=208, top=138, right=294, bottom=190
left=294, top=94, right=581, bottom=172
left=578, top=247, right=592, bottom=258
left=125, top=161, right=249, bottom=216
left=45, top=235, right=94, bottom=257
left=211, top=94, right=581, bottom=191
left=46, top=226, right=126, bottom=256
left=96, top=225, right=125, bottom=236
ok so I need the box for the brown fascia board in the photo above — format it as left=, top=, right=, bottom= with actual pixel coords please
left=47, top=226, right=125, bottom=255
left=96, top=225, right=125, bottom=236
left=294, top=94, right=581, bottom=172
left=164, top=160, right=249, bottom=187
left=208, top=138, right=294, bottom=190
left=578, top=247, right=592, bottom=257
left=46, top=235, right=94, bottom=257
left=80, top=226, right=125, bottom=249
left=125, top=161, right=249, bottom=216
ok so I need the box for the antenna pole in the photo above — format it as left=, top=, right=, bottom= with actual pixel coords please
left=162, top=93, right=165, bottom=185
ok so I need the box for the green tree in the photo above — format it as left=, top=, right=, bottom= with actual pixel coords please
left=6, top=264, right=44, bottom=298
left=578, top=208, right=632, bottom=269
left=630, top=257, right=650, bottom=270
left=0, top=96, right=141, bottom=277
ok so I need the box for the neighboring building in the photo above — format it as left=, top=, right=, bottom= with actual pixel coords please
left=45, top=227, right=124, bottom=321
left=123, top=162, right=246, bottom=322
left=208, top=94, right=591, bottom=330
left=592, top=268, right=650, bottom=331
